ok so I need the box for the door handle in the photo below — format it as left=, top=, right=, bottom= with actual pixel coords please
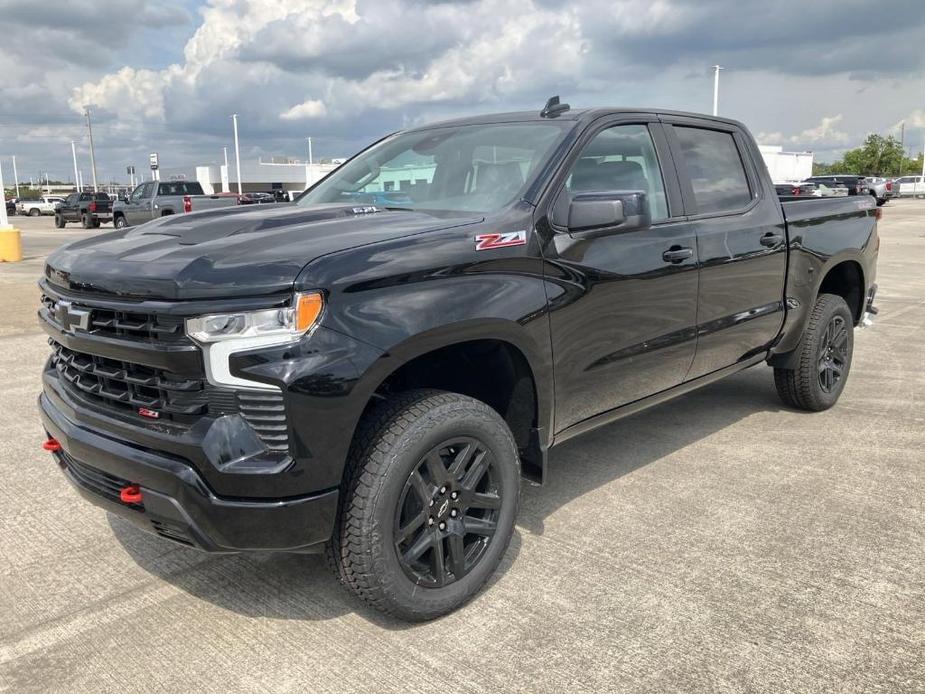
left=662, top=246, right=693, bottom=263
left=760, top=232, right=784, bottom=248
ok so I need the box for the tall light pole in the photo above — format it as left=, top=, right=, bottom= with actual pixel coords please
left=712, top=65, right=724, bottom=116
left=71, top=141, right=80, bottom=190
left=307, top=136, right=314, bottom=187
left=11, top=156, right=19, bottom=198
left=231, top=114, right=243, bottom=195
left=0, top=158, right=9, bottom=229
left=84, top=107, right=99, bottom=192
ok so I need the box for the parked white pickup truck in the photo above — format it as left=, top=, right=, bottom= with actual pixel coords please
left=18, top=196, right=65, bottom=216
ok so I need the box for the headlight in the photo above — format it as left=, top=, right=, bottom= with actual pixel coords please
left=186, top=292, right=324, bottom=343
left=186, top=292, right=324, bottom=390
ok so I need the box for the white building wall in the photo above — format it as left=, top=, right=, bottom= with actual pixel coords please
left=157, top=159, right=343, bottom=197
left=759, top=145, right=814, bottom=183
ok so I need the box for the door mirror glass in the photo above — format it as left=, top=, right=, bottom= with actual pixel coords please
left=567, top=191, right=651, bottom=234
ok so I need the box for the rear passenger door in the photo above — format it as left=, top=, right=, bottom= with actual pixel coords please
left=662, top=118, right=787, bottom=379
left=543, top=118, right=700, bottom=431
left=61, top=194, right=79, bottom=222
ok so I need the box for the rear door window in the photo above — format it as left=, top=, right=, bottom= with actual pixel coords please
left=674, top=126, right=752, bottom=214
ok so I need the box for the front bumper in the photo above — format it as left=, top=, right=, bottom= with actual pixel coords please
left=40, top=392, right=338, bottom=552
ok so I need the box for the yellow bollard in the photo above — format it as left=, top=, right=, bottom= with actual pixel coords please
left=0, top=228, right=23, bottom=262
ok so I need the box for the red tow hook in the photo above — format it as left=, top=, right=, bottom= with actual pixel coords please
left=120, top=484, right=143, bottom=505
left=42, top=438, right=62, bottom=452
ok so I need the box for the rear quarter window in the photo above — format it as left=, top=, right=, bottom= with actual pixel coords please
left=674, top=126, right=752, bottom=214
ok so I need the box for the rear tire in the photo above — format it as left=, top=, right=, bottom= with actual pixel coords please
left=29, top=208, right=40, bottom=217
left=326, top=389, right=520, bottom=621
left=114, top=215, right=128, bottom=229
left=774, top=293, right=854, bottom=411
left=876, top=198, right=886, bottom=206
left=54, top=215, right=66, bottom=229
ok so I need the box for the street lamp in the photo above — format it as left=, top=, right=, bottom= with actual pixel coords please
left=84, top=107, right=99, bottom=192
left=12, top=155, right=19, bottom=198
left=231, top=114, right=243, bottom=195
left=71, top=141, right=80, bottom=191
left=712, top=65, right=724, bottom=116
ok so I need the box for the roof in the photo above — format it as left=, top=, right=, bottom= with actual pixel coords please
left=406, top=106, right=749, bottom=132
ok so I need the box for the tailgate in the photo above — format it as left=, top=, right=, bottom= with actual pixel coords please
left=190, top=195, right=239, bottom=212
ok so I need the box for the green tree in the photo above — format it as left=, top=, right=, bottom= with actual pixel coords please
left=813, top=134, right=923, bottom=177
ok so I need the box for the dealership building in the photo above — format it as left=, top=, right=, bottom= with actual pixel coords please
left=157, top=157, right=343, bottom=198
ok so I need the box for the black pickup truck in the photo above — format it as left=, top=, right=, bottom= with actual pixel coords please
left=38, top=101, right=879, bottom=621
left=55, top=192, right=113, bottom=229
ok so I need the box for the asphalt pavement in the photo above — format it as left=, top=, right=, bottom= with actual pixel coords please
left=0, top=203, right=922, bottom=693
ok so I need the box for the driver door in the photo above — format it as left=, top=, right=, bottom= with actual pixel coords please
left=543, top=120, right=700, bottom=432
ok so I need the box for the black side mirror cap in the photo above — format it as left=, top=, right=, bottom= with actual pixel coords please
left=563, top=191, right=651, bottom=236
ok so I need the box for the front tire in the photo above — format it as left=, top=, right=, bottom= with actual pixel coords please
left=114, top=215, right=128, bottom=229
left=327, top=389, right=520, bottom=621
left=774, top=293, right=854, bottom=411
left=54, top=215, right=66, bottom=229
left=29, top=208, right=40, bottom=217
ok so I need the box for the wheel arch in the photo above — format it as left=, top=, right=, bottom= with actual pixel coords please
left=817, top=259, right=865, bottom=324
left=351, top=320, right=552, bottom=483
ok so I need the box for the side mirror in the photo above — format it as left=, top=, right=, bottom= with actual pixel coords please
left=562, top=191, right=651, bottom=236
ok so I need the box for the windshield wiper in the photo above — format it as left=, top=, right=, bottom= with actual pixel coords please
left=383, top=206, right=415, bottom=211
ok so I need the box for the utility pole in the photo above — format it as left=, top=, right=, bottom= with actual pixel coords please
left=71, top=141, right=80, bottom=190
left=84, top=107, right=99, bottom=192
left=78, top=171, right=84, bottom=190
left=232, top=114, right=243, bottom=195
left=11, top=156, right=19, bottom=198
left=712, top=65, right=724, bottom=116
left=45, top=172, right=50, bottom=194
left=899, top=121, right=905, bottom=177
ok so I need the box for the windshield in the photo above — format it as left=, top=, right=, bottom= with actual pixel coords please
left=297, top=122, right=570, bottom=214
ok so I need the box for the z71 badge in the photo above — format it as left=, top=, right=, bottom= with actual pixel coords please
left=475, top=230, right=527, bottom=251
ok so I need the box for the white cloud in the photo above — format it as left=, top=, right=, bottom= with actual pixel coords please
left=280, top=99, right=328, bottom=120
left=794, top=114, right=848, bottom=144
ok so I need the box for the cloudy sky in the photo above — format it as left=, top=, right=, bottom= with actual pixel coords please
left=1, top=0, right=923, bottom=185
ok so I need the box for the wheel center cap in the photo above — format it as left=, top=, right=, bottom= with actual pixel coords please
left=437, top=498, right=450, bottom=518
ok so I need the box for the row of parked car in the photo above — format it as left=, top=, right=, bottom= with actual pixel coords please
left=775, top=174, right=925, bottom=206
left=4, top=184, right=294, bottom=228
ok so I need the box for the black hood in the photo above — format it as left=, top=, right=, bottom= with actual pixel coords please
left=44, top=204, right=481, bottom=300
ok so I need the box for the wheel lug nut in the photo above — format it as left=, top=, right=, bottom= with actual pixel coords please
left=450, top=509, right=458, bottom=517
left=439, top=486, right=447, bottom=495
left=450, top=491, right=458, bottom=500
left=438, top=522, right=446, bottom=530
left=428, top=517, right=434, bottom=526
left=429, top=499, right=434, bottom=507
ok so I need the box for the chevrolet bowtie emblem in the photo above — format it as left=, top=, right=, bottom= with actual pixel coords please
left=55, top=300, right=91, bottom=333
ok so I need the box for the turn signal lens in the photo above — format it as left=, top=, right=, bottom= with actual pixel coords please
left=295, top=292, right=324, bottom=332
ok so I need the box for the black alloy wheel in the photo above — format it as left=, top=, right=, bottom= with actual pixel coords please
left=773, top=293, right=854, bottom=411
left=394, top=437, right=501, bottom=588
left=327, top=389, right=519, bottom=621
left=818, top=315, right=849, bottom=394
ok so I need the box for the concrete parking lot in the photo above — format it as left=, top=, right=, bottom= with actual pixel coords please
left=1, top=203, right=922, bottom=693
